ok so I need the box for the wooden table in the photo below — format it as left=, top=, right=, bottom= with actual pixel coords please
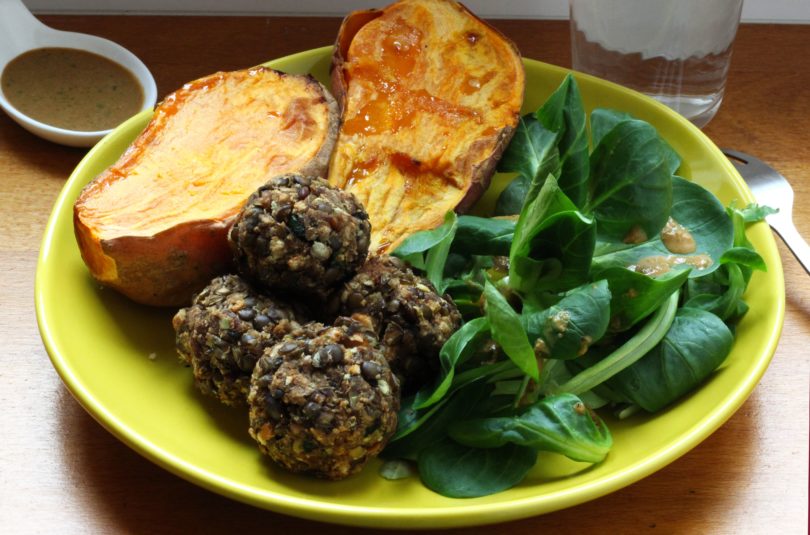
left=1, top=15, right=808, bottom=534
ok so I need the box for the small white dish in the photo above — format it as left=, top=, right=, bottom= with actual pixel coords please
left=0, top=0, right=157, bottom=147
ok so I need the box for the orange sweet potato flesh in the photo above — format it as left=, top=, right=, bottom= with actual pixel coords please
left=329, top=0, right=525, bottom=253
left=74, top=67, right=339, bottom=306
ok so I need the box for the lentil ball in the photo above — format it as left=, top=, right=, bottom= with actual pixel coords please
left=228, top=174, right=371, bottom=299
left=247, top=316, right=399, bottom=480
left=173, top=274, right=300, bottom=406
left=336, top=255, right=462, bottom=392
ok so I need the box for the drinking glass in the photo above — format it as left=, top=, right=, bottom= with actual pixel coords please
left=569, top=0, right=744, bottom=127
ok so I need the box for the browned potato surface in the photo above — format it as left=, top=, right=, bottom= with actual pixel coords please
left=74, top=67, right=339, bottom=306
left=329, top=0, right=525, bottom=253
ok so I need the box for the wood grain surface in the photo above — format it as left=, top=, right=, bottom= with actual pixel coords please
left=1, top=16, right=807, bottom=535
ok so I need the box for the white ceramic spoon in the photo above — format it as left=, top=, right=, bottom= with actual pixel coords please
left=0, top=0, right=157, bottom=147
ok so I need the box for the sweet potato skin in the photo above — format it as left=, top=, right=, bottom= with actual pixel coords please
left=329, top=0, right=525, bottom=253
left=74, top=216, right=233, bottom=306
left=74, top=67, right=339, bottom=306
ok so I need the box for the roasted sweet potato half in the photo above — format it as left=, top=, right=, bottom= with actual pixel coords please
left=329, top=0, right=525, bottom=253
left=74, top=67, right=339, bottom=306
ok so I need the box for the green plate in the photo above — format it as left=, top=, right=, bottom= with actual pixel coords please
left=35, top=47, right=784, bottom=528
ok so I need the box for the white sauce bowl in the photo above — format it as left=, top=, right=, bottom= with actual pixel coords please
left=0, top=0, right=157, bottom=148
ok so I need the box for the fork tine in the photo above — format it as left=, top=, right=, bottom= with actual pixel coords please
left=722, top=149, right=809, bottom=274
left=721, top=148, right=782, bottom=185
left=721, top=148, right=750, bottom=163
left=726, top=158, right=745, bottom=172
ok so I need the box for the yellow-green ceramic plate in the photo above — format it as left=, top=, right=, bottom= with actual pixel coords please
left=35, top=47, right=784, bottom=528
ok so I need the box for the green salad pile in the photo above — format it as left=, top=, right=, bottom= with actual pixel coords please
left=379, top=74, right=771, bottom=498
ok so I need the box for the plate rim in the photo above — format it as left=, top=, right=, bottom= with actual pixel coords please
left=34, top=46, right=786, bottom=528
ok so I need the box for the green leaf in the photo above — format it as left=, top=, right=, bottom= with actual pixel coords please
left=735, top=202, right=778, bottom=223
left=509, top=212, right=596, bottom=295
left=483, top=279, right=539, bottom=381
left=587, top=117, right=679, bottom=242
left=536, top=74, right=589, bottom=207
left=418, top=438, right=537, bottom=498
left=590, top=109, right=679, bottom=175
left=509, top=175, right=595, bottom=294
left=590, top=108, right=634, bottom=149
left=497, top=114, right=560, bottom=182
left=449, top=392, right=612, bottom=463
left=720, top=246, right=767, bottom=271
left=450, top=215, right=515, bottom=257
left=605, top=307, right=734, bottom=412
left=442, top=278, right=486, bottom=319
left=592, top=177, right=734, bottom=279
left=521, top=280, right=612, bottom=360
left=684, top=205, right=767, bottom=323
left=393, top=211, right=457, bottom=257
left=595, top=266, right=690, bottom=331
left=556, top=290, right=680, bottom=395
left=392, top=211, right=458, bottom=292
left=496, top=77, right=589, bottom=215
left=383, top=382, right=491, bottom=460
left=494, top=175, right=531, bottom=217
left=495, top=115, right=560, bottom=215
left=415, top=317, right=490, bottom=409
left=511, top=174, right=576, bottom=255
left=425, top=212, right=458, bottom=293
left=685, top=263, right=748, bottom=322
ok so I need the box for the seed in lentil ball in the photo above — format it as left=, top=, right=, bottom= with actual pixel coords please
left=238, top=308, right=256, bottom=321
left=278, top=342, right=299, bottom=354
left=324, top=344, right=344, bottom=363
left=253, top=314, right=271, bottom=328
left=265, top=397, right=283, bottom=422
left=361, top=361, right=382, bottom=382
left=303, top=401, right=322, bottom=419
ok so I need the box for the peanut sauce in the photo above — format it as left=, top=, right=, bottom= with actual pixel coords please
left=661, top=217, right=697, bottom=254
left=630, top=254, right=713, bottom=276
left=1, top=48, right=143, bottom=132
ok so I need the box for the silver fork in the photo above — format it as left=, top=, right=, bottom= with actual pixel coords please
left=722, top=148, right=810, bottom=275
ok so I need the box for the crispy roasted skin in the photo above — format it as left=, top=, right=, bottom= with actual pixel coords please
left=329, top=0, right=525, bottom=253
left=74, top=67, right=339, bottom=306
